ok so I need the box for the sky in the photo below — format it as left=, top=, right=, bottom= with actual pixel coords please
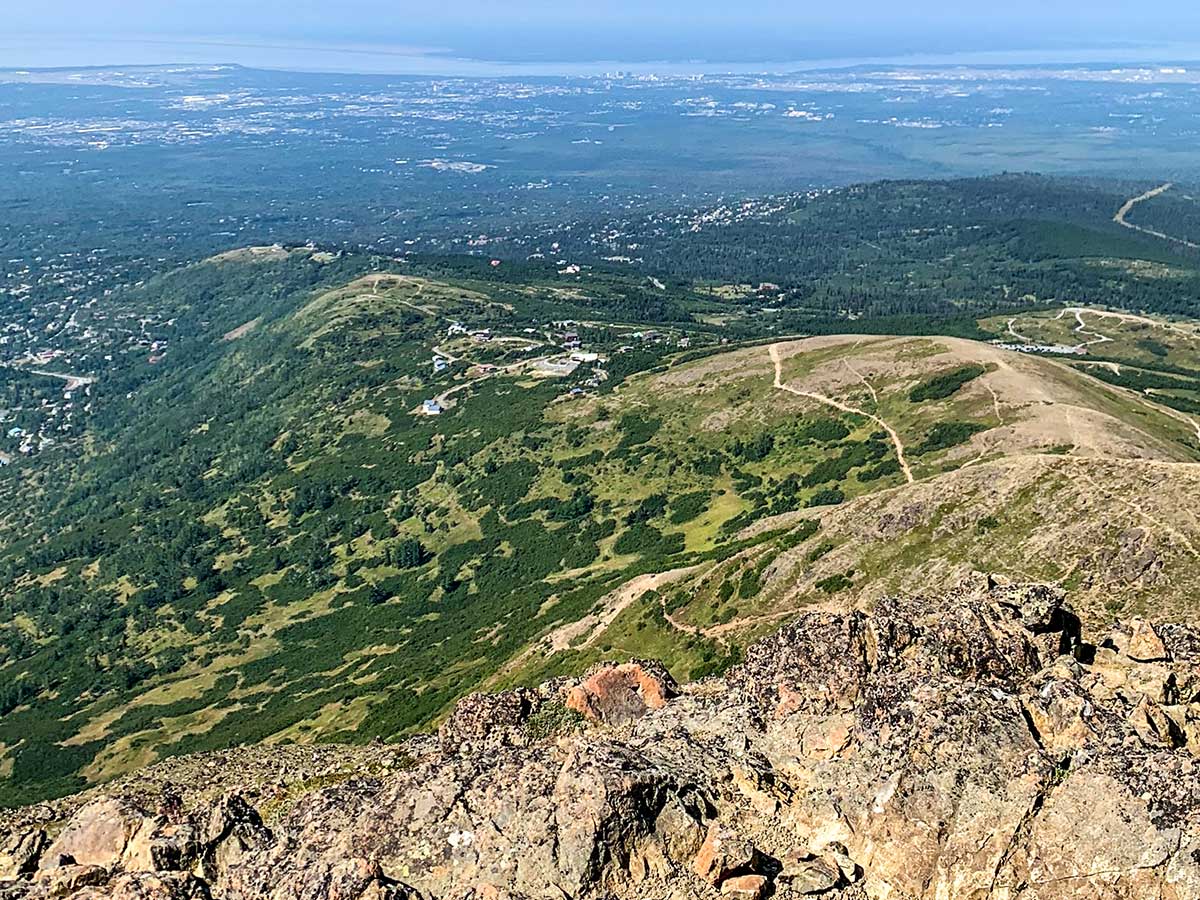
left=7, top=1, right=1200, bottom=72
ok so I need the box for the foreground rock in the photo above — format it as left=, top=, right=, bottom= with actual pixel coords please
left=5, top=578, right=1200, bottom=898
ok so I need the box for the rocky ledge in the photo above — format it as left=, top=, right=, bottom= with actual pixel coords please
left=5, top=576, right=1200, bottom=899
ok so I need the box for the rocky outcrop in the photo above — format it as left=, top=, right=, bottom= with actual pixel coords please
left=565, top=659, right=678, bottom=725
left=39, top=799, right=145, bottom=872
left=0, top=830, right=46, bottom=881
left=5, top=578, right=1200, bottom=899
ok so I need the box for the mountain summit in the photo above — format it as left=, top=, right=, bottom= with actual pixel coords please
left=4, top=576, right=1198, bottom=899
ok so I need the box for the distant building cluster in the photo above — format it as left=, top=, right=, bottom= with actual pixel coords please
left=992, top=341, right=1087, bottom=356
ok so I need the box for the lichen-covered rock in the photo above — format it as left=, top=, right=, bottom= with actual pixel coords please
left=564, top=660, right=677, bottom=725
left=780, top=854, right=840, bottom=895
left=121, top=820, right=199, bottom=874
left=38, top=799, right=147, bottom=872
left=73, top=872, right=212, bottom=900
left=438, top=689, right=538, bottom=753
left=196, top=793, right=269, bottom=884
left=225, top=856, right=417, bottom=900
left=7, top=578, right=1200, bottom=900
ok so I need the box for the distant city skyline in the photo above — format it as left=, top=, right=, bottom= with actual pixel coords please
left=7, top=1, right=1200, bottom=73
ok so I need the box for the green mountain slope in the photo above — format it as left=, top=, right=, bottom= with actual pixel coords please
left=3, top=244, right=1200, bottom=808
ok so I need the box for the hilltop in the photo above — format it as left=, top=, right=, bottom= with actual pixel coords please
left=497, top=329, right=1200, bottom=687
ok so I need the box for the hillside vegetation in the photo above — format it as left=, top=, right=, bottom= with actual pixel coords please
left=4, top=176, right=1200, bottom=807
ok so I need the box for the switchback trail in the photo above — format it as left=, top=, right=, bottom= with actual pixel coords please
left=769, top=343, right=914, bottom=483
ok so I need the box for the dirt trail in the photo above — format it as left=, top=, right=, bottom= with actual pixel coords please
left=1072, top=307, right=1176, bottom=329
left=667, top=592, right=851, bottom=640
left=701, top=607, right=803, bottom=638
left=1113, top=182, right=1200, bottom=249
left=1076, top=469, right=1199, bottom=559
left=1006, top=318, right=1033, bottom=342
left=1145, top=388, right=1200, bottom=434
left=1074, top=309, right=1112, bottom=345
left=769, top=343, right=914, bottom=484
left=1071, top=307, right=1200, bottom=345
left=1057, top=349, right=1200, bottom=446
left=986, top=383, right=1004, bottom=426
left=484, top=565, right=703, bottom=686
left=842, top=360, right=879, bottom=405
left=368, top=273, right=437, bottom=315
left=1011, top=307, right=1200, bottom=348
left=1054, top=308, right=1113, bottom=347
left=1143, top=396, right=1200, bottom=444
left=660, top=598, right=702, bottom=637
left=546, top=565, right=704, bottom=652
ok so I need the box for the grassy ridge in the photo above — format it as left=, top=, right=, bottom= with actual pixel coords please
left=6, top=174, right=1200, bottom=806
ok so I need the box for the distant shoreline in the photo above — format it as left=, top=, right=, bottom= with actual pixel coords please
left=4, top=35, right=1200, bottom=78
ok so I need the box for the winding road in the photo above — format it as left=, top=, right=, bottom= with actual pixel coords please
left=1113, top=182, right=1200, bottom=249
left=1, top=363, right=95, bottom=392
left=1056, top=307, right=1114, bottom=347
left=769, top=343, right=914, bottom=484
left=1006, top=318, right=1033, bottom=342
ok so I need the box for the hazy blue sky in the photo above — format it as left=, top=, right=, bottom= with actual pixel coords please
left=8, top=1, right=1200, bottom=70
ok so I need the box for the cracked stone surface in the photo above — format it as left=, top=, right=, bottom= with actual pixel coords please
left=4, top=577, right=1200, bottom=899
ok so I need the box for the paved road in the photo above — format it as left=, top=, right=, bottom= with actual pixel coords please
left=2, top=363, right=95, bottom=392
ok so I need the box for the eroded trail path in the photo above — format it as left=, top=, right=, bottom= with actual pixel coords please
left=986, top=383, right=1004, bottom=427
left=769, top=343, right=914, bottom=483
left=842, top=359, right=879, bottom=405
left=658, top=579, right=842, bottom=641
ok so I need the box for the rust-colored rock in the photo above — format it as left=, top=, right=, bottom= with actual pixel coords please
left=565, top=660, right=677, bottom=724
left=5, top=580, right=1200, bottom=900
left=693, top=823, right=764, bottom=886
left=719, top=873, right=768, bottom=898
